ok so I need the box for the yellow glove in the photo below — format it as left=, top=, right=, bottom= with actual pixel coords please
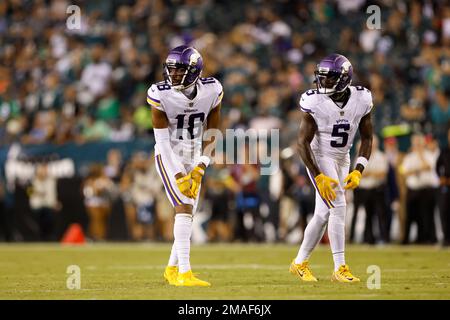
left=176, top=174, right=194, bottom=198
left=344, top=170, right=362, bottom=190
left=314, top=173, right=339, bottom=202
left=190, top=166, right=205, bottom=198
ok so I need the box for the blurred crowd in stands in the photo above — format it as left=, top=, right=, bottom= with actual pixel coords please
left=0, top=0, right=449, bottom=245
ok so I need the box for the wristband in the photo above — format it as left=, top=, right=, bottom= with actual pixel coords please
left=355, top=156, right=369, bottom=169
left=199, top=155, right=211, bottom=168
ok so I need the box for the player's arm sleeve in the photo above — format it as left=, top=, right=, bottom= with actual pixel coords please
left=151, top=106, right=185, bottom=176
left=153, top=128, right=186, bottom=176
left=211, top=79, right=224, bottom=109
left=147, top=85, right=164, bottom=111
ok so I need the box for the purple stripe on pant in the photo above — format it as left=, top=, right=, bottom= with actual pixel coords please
left=305, top=168, right=334, bottom=209
left=156, top=154, right=183, bottom=206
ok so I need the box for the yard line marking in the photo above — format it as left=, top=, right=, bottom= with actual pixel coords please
left=0, top=288, right=104, bottom=293
left=105, top=264, right=331, bottom=270
left=383, top=269, right=450, bottom=272
left=96, top=265, right=450, bottom=274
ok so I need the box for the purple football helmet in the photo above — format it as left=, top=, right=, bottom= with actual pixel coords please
left=163, top=45, right=203, bottom=90
left=314, top=53, right=353, bottom=95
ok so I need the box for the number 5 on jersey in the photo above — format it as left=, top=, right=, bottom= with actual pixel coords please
left=331, top=123, right=350, bottom=148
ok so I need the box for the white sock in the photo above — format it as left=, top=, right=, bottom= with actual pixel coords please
left=174, top=213, right=192, bottom=274
left=168, top=242, right=178, bottom=267
left=295, top=215, right=328, bottom=264
left=328, top=206, right=346, bottom=271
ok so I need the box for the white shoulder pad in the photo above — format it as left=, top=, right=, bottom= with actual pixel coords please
left=299, top=89, right=320, bottom=115
left=147, top=84, right=163, bottom=111
left=147, top=81, right=172, bottom=111
left=355, top=86, right=373, bottom=115
left=200, top=77, right=223, bottom=108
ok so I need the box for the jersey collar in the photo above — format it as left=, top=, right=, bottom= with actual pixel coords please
left=327, top=87, right=352, bottom=109
left=176, top=82, right=200, bottom=101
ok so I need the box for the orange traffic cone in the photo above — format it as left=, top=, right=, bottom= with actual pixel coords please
left=61, top=223, right=86, bottom=245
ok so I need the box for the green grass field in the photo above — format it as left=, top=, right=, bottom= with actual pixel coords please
left=0, top=243, right=449, bottom=300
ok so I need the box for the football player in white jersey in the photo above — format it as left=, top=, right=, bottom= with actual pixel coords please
left=147, top=45, right=223, bottom=287
left=289, top=54, right=373, bottom=282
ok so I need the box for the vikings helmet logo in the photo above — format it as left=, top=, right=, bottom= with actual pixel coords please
left=342, top=61, right=351, bottom=73
left=189, top=50, right=201, bottom=66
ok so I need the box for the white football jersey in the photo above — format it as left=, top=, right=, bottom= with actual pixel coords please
left=299, top=86, right=373, bottom=160
left=147, top=77, right=223, bottom=166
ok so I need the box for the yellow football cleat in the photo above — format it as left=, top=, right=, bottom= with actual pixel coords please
left=331, top=264, right=360, bottom=283
left=289, top=259, right=318, bottom=282
left=175, top=270, right=211, bottom=287
left=163, top=266, right=178, bottom=285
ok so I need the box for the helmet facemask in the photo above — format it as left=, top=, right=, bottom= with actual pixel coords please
left=163, top=62, right=201, bottom=91
left=315, top=69, right=349, bottom=95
